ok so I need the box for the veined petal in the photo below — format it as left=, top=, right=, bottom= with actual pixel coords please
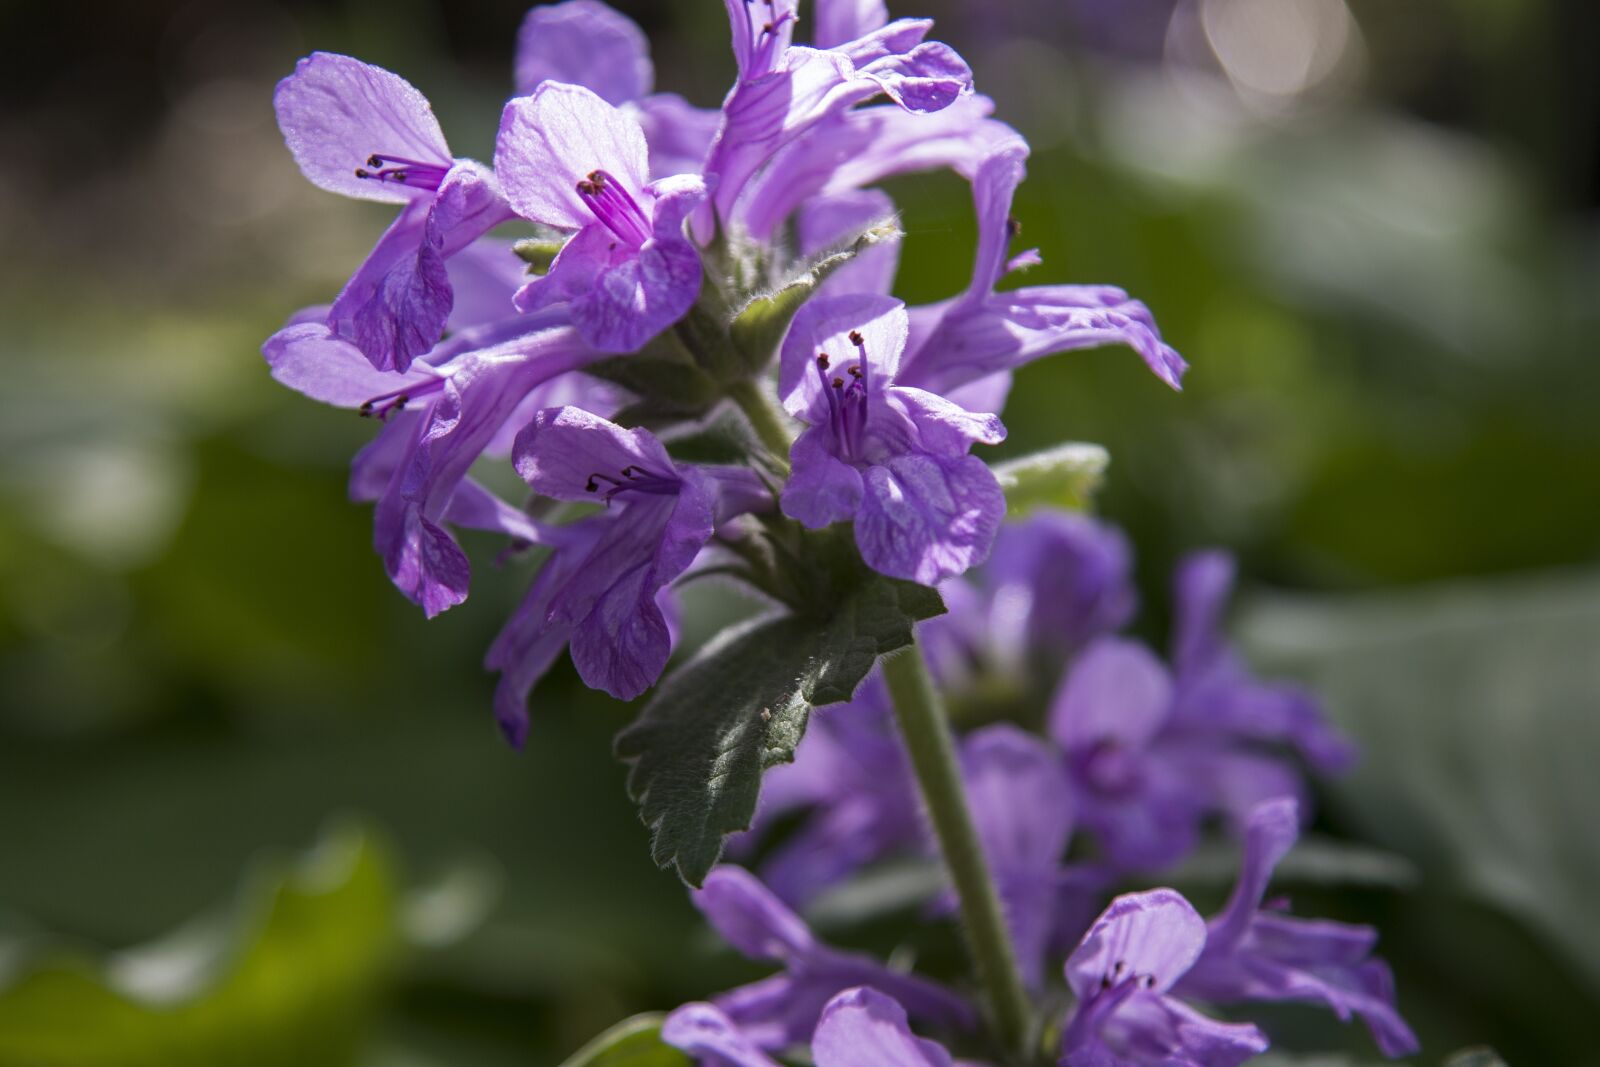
left=1066, top=889, right=1207, bottom=999
left=262, top=322, right=439, bottom=407
left=781, top=426, right=867, bottom=529
left=856, top=452, right=1004, bottom=585
left=853, top=39, right=973, bottom=113
left=778, top=292, right=908, bottom=415
left=274, top=52, right=450, bottom=204
left=1048, top=638, right=1174, bottom=754
left=966, top=141, right=1031, bottom=303
left=514, top=0, right=653, bottom=103
left=496, top=82, right=650, bottom=230
left=812, top=988, right=954, bottom=1067
left=888, top=386, right=1006, bottom=455
left=798, top=189, right=901, bottom=298
left=635, top=92, right=722, bottom=178
left=813, top=0, right=890, bottom=49
left=485, top=537, right=590, bottom=749
left=513, top=406, right=677, bottom=502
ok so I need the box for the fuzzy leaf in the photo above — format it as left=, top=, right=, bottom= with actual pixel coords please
left=728, top=221, right=901, bottom=374
left=558, top=1014, right=689, bottom=1067
left=992, top=442, right=1109, bottom=516
left=616, top=576, right=943, bottom=886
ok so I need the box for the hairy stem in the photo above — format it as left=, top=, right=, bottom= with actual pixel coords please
left=726, top=378, right=793, bottom=473
left=882, top=644, right=1034, bottom=1062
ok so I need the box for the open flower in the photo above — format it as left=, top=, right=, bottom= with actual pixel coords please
left=778, top=294, right=1006, bottom=585
left=485, top=408, right=762, bottom=746
left=1178, top=799, right=1419, bottom=1058
left=495, top=82, right=707, bottom=353
left=274, top=53, right=514, bottom=372
left=1060, top=890, right=1269, bottom=1067
left=690, top=866, right=974, bottom=1050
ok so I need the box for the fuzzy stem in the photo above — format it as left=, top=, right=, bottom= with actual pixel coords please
left=726, top=378, right=793, bottom=473
left=882, top=643, right=1034, bottom=1062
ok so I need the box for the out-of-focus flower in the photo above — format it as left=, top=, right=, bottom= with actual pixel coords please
left=495, top=83, right=707, bottom=353
left=1060, top=889, right=1269, bottom=1066
left=273, top=53, right=514, bottom=371
left=1178, top=799, right=1419, bottom=1058
left=778, top=294, right=1006, bottom=584
left=688, top=866, right=975, bottom=1051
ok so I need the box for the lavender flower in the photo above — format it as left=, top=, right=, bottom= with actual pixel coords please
left=1178, top=799, right=1419, bottom=1058
left=689, top=866, right=974, bottom=1051
left=485, top=407, right=763, bottom=746
left=1060, top=889, right=1269, bottom=1067
left=495, top=82, right=707, bottom=353
left=900, top=140, right=1188, bottom=398
left=778, top=294, right=1006, bottom=584
left=274, top=53, right=514, bottom=372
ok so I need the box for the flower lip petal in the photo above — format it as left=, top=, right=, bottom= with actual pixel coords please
left=512, top=406, right=677, bottom=502
left=1048, top=637, right=1174, bottom=755
left=1066, top=888, right=1207, bottom=999
left=811, top=987, right=955, bottom=1067
left=495, top=81, right=651, bottom=231
left=778, top=293, right=909, bottom=415
left=514, top=0, right=654, bottom=103
left=694, top=866, right=818, bottom=961
left=274, top=52, right=451, bottom=204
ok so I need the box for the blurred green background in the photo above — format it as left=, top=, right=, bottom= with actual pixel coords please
left=1, top=0, right=1596, bottom=1063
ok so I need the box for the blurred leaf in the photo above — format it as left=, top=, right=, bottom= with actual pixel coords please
left=0, top=822, right=398, bottom=1067
left=1241, top=570, right=1600, bottom=999
left=1444, top=1048, right=1510, bottom=1067
left=728, top=221, right=901, bottom=374
left=557, top=1014, right=688, bottom=1067
left=1169, top=835, right=1418, bottom=892
left=992, top=443, right=1109, bottom=516
left=661, top=409, right=760, bottom=466
left=617, top=577, right=943, bottom=886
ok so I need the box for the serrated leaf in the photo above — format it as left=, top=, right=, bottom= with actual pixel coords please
left=0, top=822, right=397, bottom=1067
left=728, top=221, right=901, bottom=374
left=992, top=443, right=1109, bottom=516
left=558, top=1014, right=689, bottom=1067
left=616, top=576, right=943, bottom=886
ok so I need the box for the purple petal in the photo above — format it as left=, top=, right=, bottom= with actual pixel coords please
left=262, top=322, right=440, bottom=407
left=662, top=1002, right=783, bottom=1067
left=781, top=425, right=866, bottom=529
left=1049, top=638, right=1174, bottom=754
left=982, top=513, right=1137, bottom=655
left=853, top=39, right=974, bottom=113
left=778, top=293, right=908, bottom=415
left=812, top=988, right=954, bottom=1067
left=888, top=386, right=1006, bottom=455
left=274, top=52, right=450, bottom=204
left=1171, top=550, right=1235, bottom=679
left=695, top=866, right=817, bottom=961
left=1210, top=798, right=1300, bottom=950
left=636, top=92, right=722, bottom=178
left=484, top=536, right=591, bottom=749
left=444, top=239, right=528, bottom=331
left=965, top=141, right=1031, bottom=302
left=513, top=406, right=677, bottom=501
left=813, top=0, right=890, bottom=48
left=513, top=0, right=653, bottom=103
left=572, top=180, right=706, bottom=353
left=722, top=0, right=798, bottom=79
left=496, top=82, right=650, bottom=230
left=1066, top=889, right=1206, bottom=998
left=798, top=189, right=901, bottom=298
left=856, top=453, right=1004, bottom=585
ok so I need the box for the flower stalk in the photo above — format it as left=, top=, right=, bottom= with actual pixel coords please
left=726, top=377, right=794, bottom=472
left=882, top=642, right=1034, bottom=1063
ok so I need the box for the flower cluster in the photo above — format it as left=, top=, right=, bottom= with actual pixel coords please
left=700, top=514, right=1415, bottom=1063
left=264, top=0, right=1183, bottom=744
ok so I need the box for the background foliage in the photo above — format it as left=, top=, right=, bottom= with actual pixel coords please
left=0, top=0, right=1596, bottom=1063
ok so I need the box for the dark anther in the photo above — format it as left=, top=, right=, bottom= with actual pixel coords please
left=367, top=154, right=384, bottom=168
left=848, top=366, right=863, bottom=379
left=622, top=466, right=639, bottom=477
left=585, top=477, right=599, bottom=492
left=816, top=353, right=831, bottom=369
left=354, top=168, right=371, bottom=179
left=587, top=169, right=605, bottom=185
left=1100, top=975, right=1113, bottom=989
left=848, top=330, right=864, bottom=345
left=832, top=377, right=845, bottom=389
left=576, top=179, right=598, bottom=195
left=1143, top=975, right=1156, bottom=988
left=1006, top=216, right=1022, bottom=237
left=1113, top=960, right=1126, bottom=975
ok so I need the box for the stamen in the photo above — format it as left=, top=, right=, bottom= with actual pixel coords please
left=583, top=464, right=681, bottom=503
left=575, top=169, right=651, bottom=246
left=358, top=375, right=446, bottom=421
left=354, top=153, right=450, bottom=191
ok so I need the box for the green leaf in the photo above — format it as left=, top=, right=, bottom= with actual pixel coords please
left=557, top=1014, right=689, bottom=1067
left=616, top=576, right=943, bottom=886
left=661, top=408, right=760, bottom=466
left=1443, top=1049, right=1510, bottom=1067
left=727, top=220, right=902, bottom=374
left=991, top=443, right=1109, bottom=516
left=511, top=238, right=564, bottom=274
left=1240, top=570, right=1600, bottom=1001
left=585, top=353, right=722, bottom=418
left=0, top=822, right=398, bottom=1067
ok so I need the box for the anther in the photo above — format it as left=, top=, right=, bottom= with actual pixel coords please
left=848, top=366, right=862, bottom=379
left=1006, top=216, right=1022, bottom=237
left=816, top=353, right=831, bottom=369
left=848, top=330, right=863, bottom=345
left=585, top=477, right=599, bottom=492
left=832, top=377, right=845, bottom=389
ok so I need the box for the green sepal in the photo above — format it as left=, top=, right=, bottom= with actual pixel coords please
left=992, top=442, right=1110, bottom=516
left=557, top=1014, right=689, bottom=1067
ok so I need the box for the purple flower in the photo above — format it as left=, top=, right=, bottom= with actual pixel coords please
left=662, top=1001, right=784, bottom=1067
left=495, top=82, right=707, bottom=353
left=274, top=53, right=514, bottom=372
left=1178, top=799, right=1419, bottom=1058
left=701, top=4, right=976, bottom=236
left=975, top=512, right=1138, bottom=668
left=263, top=303, right=609, bottom=619
left=900, top=139, right=1187, bottom=398
left=690, top=866, right=975, bottom=1050
left=777, top=294, right=1006, bottom=585
left=1170, top=551, right=1356, bottom=774
left=513, top=0, right=721, bottom=179
left=811, top=987, right=966, bottom=1067
left=959, top=724, right=1075, bottom=989
left=485, top=408, right=762, bottom=746
left=1049, top=635, right=1317, bottom=873
left=1060, top=890, right=1269, bottom=1067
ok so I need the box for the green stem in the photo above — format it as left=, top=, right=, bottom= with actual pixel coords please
left=882, top=644, right=1033, bottom=1062
left=726, top=378, right=793, bottom=472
